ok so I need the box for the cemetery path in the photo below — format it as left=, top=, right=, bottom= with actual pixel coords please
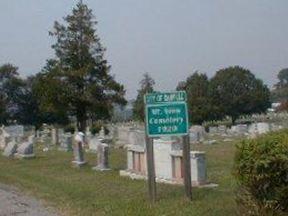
left=0, top=183, right=58, bottom=216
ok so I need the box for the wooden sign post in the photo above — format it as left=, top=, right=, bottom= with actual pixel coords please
left=183, top=134, right=192, bottom=200
left=144, top=91, right=192, bottom=202
left=145, top=135, right=156, bottom=203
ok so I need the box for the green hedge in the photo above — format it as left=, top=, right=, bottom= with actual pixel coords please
left=234, top=130, right=288, bottom=215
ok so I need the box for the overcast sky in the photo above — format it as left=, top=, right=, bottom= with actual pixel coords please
left=0, top=0, right=287, bottom=99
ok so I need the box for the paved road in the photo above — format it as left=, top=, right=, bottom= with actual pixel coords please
left=0, top=184, right=58, bottom=216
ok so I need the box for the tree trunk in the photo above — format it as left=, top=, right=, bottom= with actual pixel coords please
left=77, top=106, right=87, bottom=132
left=232, top=116, right=237, bottom=125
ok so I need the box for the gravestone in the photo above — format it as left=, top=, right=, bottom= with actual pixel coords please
left=5, top=125, right=24, bottom=138
left=88, top=135, right=101, bottom=152
left=121, top=137, right=208, bottom=186
left=15, top=136, right=35, bottom=158
left=72, top=132, right=86, bottom=167
left=0, top=127, right=11, bottom=150
left=41, top=126, right=51, bottom=149
left=59, top=133, right=73, bottom=152
left=114, top=126, right=130, bottom=148
left=189, top=126, right=205, bottom=143
left=190, top=151, right=206, bottom=186
left=92, top=143, right=110, bottom=171
left=208, top=126, right=218, bottom=134
left=98, top=126, right=105, bottom=139
left=3, top=140, right=17, bottom=157
left=257, top=122, right=270, bottom=134
left=51, top=128, right=59, bottom=145
left=230, top=124, right=248, bottom=135
left=128, top=129, right=145, bottom=147
left=218, top=125, right=227, bottom=135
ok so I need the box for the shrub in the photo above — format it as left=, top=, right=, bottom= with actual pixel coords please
left=234, top=130, right=288, bottom=215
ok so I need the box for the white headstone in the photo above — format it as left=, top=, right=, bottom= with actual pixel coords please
left=72, top=132, right=86, bottom=167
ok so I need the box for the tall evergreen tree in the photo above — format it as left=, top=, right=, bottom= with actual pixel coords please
left=37, top=1, right=126, bottom=131
left=133, top=73, right=155, bottom=121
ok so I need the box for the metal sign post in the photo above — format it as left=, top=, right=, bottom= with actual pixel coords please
left=144, top=91, right=192, bottom=202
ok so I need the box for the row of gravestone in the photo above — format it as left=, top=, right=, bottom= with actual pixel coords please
left=0, top=125, right=35, bottom=150
left=1, top=129, right=111, bottom=171
left=189, top=122, right=285, bottom=143
left=3, top=135, right=35, bottom=158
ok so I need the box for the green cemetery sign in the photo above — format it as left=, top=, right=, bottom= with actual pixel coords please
left=145, top=91, right=189, bottom=137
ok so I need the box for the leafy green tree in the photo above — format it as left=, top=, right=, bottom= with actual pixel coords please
left=14, top=75, right=69, bottom=129
left=271, top=68, right=288, bottom=102
left=133, top=73, right=155, bottom=121
left=209, top=66, right=270, bottom=123
left=177, top=72, right=213, bottom=124
left=38, top=1, right=126, bottom=131
left=276, top=68, right=288, bottom=88
left=0, top=64, right=22, bottom=124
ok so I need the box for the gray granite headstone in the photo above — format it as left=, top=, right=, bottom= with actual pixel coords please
left=0, top=127, right=11, bottom=150
left=15, top=139, right=35, bottom=159
left=92, top=143, right=110, bottom=171
left=3, top=140, right=17, bottom=157
left=59, top=133, right=73, bottom=152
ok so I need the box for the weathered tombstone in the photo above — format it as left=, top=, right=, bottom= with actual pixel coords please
left=42, top=126, right=51, bottom=148
left=121, top=137, right=208, bottom=187
left=98, top=126, right=105, bottom=139
left=3, top=140, right=17, bottom=157
left=190, top=151, right=206, bottom=186
left=218, top=125, right=227, bottom=135
left=208, top=126, right=218, bottom=134
left=72, top=132, right=86, bottom=167
left=59, top=133, right=73, bottom=152
left=15, top=136, right=35, bottom=159
left=189, top=126, right=205, bottom=143
left=248, top=123, right=257, bottom=137
left=0, top=126, right=11, bottom=150
left=257, top=122, right=270, bottom=134
left=92, top=143, right=110, bottom=171
left=230, top=124, right=248, bottom=135
left=5, top=125, right=24, bottom=138
left=88, top=135, right=101, bottom=152
left=114, top=126, right=130, bottom=148
left=51, top=128, right=59, bottom=145
left=128, top=129, right=145, bottom=147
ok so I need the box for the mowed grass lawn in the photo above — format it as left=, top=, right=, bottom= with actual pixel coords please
left=0, top=141, right=237, bottom=216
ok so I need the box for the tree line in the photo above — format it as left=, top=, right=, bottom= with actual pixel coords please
left=0, top=1, right=286, bottom=129
left=133, top=66, right=276, bottom=125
